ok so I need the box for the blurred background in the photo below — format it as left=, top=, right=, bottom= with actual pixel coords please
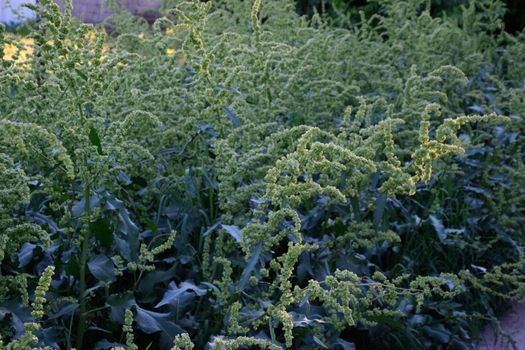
left=1, top=0, right=524, bottom=32
left=1, top=0, right=162, bottom=25
left=296, top=0, right=525, bottom=33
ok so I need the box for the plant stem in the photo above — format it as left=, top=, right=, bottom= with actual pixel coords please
left=76, top=169, right=91, bottom=350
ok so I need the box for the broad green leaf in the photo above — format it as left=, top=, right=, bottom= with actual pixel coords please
left=429, top=215, right=446, bottom=242
left=221, top=224, right=242, bottom=243
left=155, top=281, right=208, bottom=308
left=237, top=242, right=263, bottom=292
left=91, top=218, right=114, bottom=248
left=87, top=254, right=116, bottom=282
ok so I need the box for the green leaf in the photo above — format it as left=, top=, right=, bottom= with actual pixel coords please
left=373, top=193, right=387, bottom=229
left=335, top=339, right=356, bottom=350
left=145, top=219, right=158, bottom=235
left=222, top=224, right=242, bottom=243
left=107, top=292, right=135, bottom=324
left=237, top=242, right=263, bottom=292
left=72, top=194, right=100, bottom=218
left=87, top=254, right=116, bottom=282
left=223, top=106, right=240, bottom=128
left=75, top=68, right=88, bottom=81
left=94, top=340, right=126, bottom=350
left=313, top=336, right=328, bottom=349
left=89, top=126, right=103, bottom=155
left=49, top=303, right=79, bottom=320
left=422, top=324, right=451, bottom=344
left=155, top=281, right=208, bottom=308
left=137, top=264, right=178, bottom=298
left=91, top=218, right=114, bottom=248
left=66, top=256, right=80, bottom=279
left=134, top=306, right=184, bottom=341
left=429, top=215, right=446, bottom=242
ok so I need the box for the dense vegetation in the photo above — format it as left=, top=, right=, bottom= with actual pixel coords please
left=0, top=0, right=524, bottom=349
left=297, top=0, right=525, bottom=33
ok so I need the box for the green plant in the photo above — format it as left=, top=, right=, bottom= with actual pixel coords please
left=0, top=0, right=523, bottom=349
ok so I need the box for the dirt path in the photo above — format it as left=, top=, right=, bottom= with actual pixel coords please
left=476, top=302, right=525, bottom=350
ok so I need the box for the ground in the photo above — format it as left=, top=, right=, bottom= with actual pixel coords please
left=477, top=302, right=525, bottom=350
